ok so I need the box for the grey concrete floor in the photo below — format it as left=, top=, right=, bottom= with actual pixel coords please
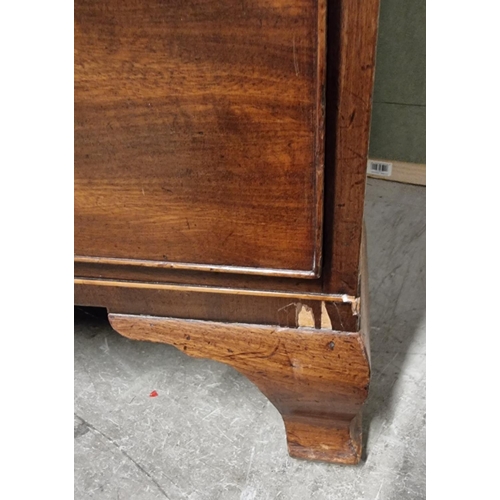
left=75, top=178, right=426, bottom=500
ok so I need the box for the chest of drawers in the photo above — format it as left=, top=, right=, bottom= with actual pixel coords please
left=75, top=0, right=379, bottom=464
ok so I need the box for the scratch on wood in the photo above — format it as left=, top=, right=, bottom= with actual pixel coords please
left=292, top=35, right=299, bottom=76
left=277, top=302, right=297, bottom=327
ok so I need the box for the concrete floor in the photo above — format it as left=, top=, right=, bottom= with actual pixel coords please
left=75, top=179, right=426, bottom=500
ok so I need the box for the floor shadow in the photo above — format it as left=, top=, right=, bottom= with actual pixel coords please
left=361, top=179, right=426, bottom=460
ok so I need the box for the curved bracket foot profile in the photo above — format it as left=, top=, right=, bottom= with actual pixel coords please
left=109, top=314, right=370, bottom=465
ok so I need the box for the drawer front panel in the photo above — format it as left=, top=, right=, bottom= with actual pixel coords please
left=75, top=0, right=326, bottom=277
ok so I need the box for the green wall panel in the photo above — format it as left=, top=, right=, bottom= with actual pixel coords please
left=369, top=0, right=426, bottom=163
left=370, top=103, right=425, bottom=164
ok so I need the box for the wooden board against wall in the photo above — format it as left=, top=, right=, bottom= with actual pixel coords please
left=368, top=159, right=426, bottom=186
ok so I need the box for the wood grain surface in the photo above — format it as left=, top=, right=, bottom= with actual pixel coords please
left=74, top=0, right=380, bottom=465
left=108, top=314, right=370, bottom=464
left=74, top=278, right=359, bottom=331
left=75, top=0, right=326, bottom=277
left=322, top=0, right=380, bottom=295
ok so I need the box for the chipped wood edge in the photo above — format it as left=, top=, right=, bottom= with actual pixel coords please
left=321, top=301, right=333, bottom=329
left=297, top=300, right=350, bottom=329
left=297, top=304, right=316, bottom=328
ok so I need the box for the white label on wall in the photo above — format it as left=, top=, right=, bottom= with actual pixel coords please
left=368, top=160, right=393, bottom=177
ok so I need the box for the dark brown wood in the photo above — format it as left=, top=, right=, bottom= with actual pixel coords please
left=74, top=0, right=380, bottom=297
left=108, top=312, right=370, bottom=464
left=75, top=0, right=326, bottom=277
left=359, top=224, right=371, bottom=362
left=74, top=278, right=359, bottom=332
left=75, top=247, right=369, bottom=463
left=74, top=260, right=326, bottom=294
left=74, top=0, right=380, bottom=465
left=322, top=0, right=380, bottom=295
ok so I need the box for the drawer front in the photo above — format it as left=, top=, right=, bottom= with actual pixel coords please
left=75, top=0, right=326, bottom=278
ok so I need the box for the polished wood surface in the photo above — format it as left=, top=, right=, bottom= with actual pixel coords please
left=75, top=0, right=326, bottom=277
left=323, top=0, right=380, bottom=295
left=74, top=278, right=359, bottom=331
left=74, top=259, right=326, bottom=294
left=109, top=311, right=370, bottom=464
left=74, top=0, right=380, bottom=295
left=74, top=0, right=380, bottom=465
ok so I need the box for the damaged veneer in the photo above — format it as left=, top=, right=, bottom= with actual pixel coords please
left=74, top=278, right=362, bottom=330
left=296, top=298, right=360, bottom=329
